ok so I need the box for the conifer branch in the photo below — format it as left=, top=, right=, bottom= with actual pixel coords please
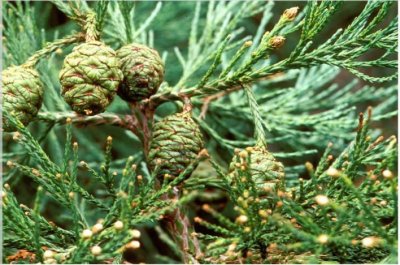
left=2, top=1, right=397, bottom=263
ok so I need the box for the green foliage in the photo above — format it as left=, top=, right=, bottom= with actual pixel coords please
left=197, top=110, right=397, bottom=263
left=2, top=0, right=398, bottom=264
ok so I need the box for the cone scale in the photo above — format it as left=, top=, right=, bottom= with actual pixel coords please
left=148, top=109, right=203, bottom=180
left=229, top=145, right=285, bottom=192
left=59, top=41, right=123, bottom=115
left=117, top=43, right=164, bottom=102
left=2, top=66, right=44, bottom=132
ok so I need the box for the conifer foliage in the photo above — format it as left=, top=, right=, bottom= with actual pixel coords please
left=1, top=1, right=398, bottom=264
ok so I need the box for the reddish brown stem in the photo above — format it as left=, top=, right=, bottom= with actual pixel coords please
left=161, top=188, right=201, bottom=264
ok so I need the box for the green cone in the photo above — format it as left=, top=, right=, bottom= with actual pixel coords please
left=117, top=43, right=164, bottom=102
left=2, top=66, right=44, bottom=132
left=148, top=111, right=203, bottom=179
left=59, top=41, right=123, bottom=115
left=229, top=146, right=285, bottom=191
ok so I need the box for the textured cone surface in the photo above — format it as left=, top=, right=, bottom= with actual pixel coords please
left=117, top=43, right=164, bottom=102
left=2, top=66, right=44, bottom=132
left=229, top=146, right=285, bottom=191
left=148, top=111, right=203, bottom=179
left=60, top=41, right=123, bottom=115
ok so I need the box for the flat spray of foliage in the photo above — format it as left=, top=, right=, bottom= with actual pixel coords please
left=1, top=0, right=398, bottom=264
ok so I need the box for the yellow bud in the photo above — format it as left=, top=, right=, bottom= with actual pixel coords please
left=6, top=160, right=14, bottom=168
left=92, top=223, right=103, bottom=234
left=361, top=236, right=380, bottom=248
left=13, top=132, right=21, bottom=141
left=277, top=190, right=285, bottom=198
left=269, top=36, right=285, bottom=48
left=245, top=147, right=253, bottom=153
left=244, top=41, right=253, bottom=47
left=305, top=162, right=314, bottom=172
left=194, top=217, right=203, bottom=223
left=130, top=229, right=141, bottom=239
left=258, top=209, right=268, bottom=218
left=82, top=229, right=93, bottom=239
left=327, top=167, right=340, bottom=178
left=126, top=240, right=141, bottom=249
left=239, top=150, right=248, bottom=159
left=198, top=149, right=209, bottom=158
left=382, top=169, right=393, bottom=179
left=236, top=215, right=248, bottom=224
left=202, top=204, right=211, bottom=212
left=315, top=195, right=329, bottom=206
left=43, top=250, right=54, bottom=259
left=283, top=7, right=299, bottom=21
left=91, top=245, right=102, bottom=256
left=55, top=48, right=63, bottom=55
left=114, top=220, right=124, bottom=230
left=317, top=234, right=329, bottom=244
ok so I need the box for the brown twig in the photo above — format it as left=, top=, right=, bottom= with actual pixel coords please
left=129, top=101, right=156, bottom=159
left=37, top=111, right=139, bottom=133
left=199, top=86, right=243, bottom=119
left=161, top=188, right=201, bottom=264
left=149, top=72, right=285, bottom=111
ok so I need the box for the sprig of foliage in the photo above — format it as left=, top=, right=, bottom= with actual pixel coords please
left=2, top=109, right=209, bottom=263
left=149, top=0, right=397, bottom=106
left=103, top=1, right=162, bottom=47
left=2, top=1, right=44, bottom=66
left=195, top=110, right=397, bottom=264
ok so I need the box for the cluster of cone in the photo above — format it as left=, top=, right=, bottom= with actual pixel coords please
left=2, top=41, right=164, bottom=130
left=2, top=14, right=284, bottom=189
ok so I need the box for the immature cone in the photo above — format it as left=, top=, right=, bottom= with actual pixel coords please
left=229, top=146, right=285, bottom=191
left=59, top=41, right=123, bottom=115
left=148, top=110, right=203, bottom=179
left=2, top=66, right=44, bottom=132
left=117, top=43, right=164, bottom=102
